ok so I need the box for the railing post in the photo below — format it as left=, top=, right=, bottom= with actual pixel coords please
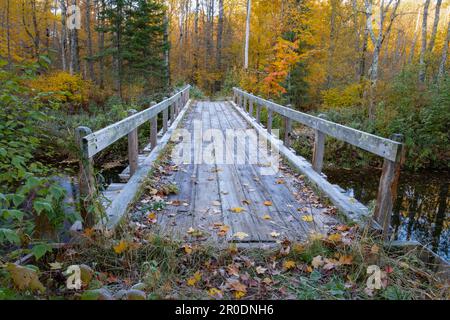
left=127, top=109, right=139, bottom=176
left=249, top=97, right=254, bottom=116
left=374, top=134, right=405, bottom=240
left=267, top=109, right=273, bottom=134
left=75, top=126, right=95, bottom=228
left=283, top=104, right=292, bottom=147
left=312, top=114, right=326, bottom=173
left=150, top=102, right=158, bottom=150
left=247, top=96, right=253, bottom=114
left=163, top=106, right=169, bottom=133
left=186, top=87, right=190, bottom=103
left=256, top=102, right=261, bottom=124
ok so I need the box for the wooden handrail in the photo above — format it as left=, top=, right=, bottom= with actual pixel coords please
left=233, top=87, right=405, bottom=239
left=75, top=85, right=191, bottom=227
left=81, top=85, right=191, bottom=158
left=233, top=88, right=402, bottom=162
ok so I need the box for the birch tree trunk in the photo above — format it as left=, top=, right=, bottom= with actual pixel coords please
left=437, top=20, right=449, bottom=80
left=428, top=0, right=442, bottom=53
left=244, top=0, right=251, bottom=70
left=97, top=0, right=105, bottom=89
left=419, top=0, right=431, bottom=83
left=408, top=7, right=422, bottom=64
left=69, top=0, right=80, bottom=74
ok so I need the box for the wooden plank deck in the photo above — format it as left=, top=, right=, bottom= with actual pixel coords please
left=131, top=101, right=337, bottom=244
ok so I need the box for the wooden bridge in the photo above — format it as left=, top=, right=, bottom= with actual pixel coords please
left=73, top=86, right=405, bottom=243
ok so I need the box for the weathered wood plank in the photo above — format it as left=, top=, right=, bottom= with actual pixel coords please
left=233, top=88, right=401, bottom=162
left=283, top=116, right=292, bottom=148
left=83, top=86, right=190, bottom=158
left=312, top=130, right=325, bottom=173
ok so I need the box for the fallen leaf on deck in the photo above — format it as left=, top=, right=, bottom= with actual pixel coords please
left=233, top=232, right=249, bottom=240
left=263, top=201, right=272, bottom=206
left=302, top=215, right=313, bottom=222
left=242, top=199, right=251, bottom=205
left=212, top=200, right=221, bottom=206
left=270, top=231, right=280, bottom=238
left=276, top=179, right=285, bottom=184
left=262, top=214, right=272, bottom=220
left=217, top=225, right=230, bottom=237
left=230, top=207, right=244, bottom=213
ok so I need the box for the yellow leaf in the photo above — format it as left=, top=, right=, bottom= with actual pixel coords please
left=233, top=232, right=249, bottom=240
left=262, top=214, right=272, bottom=220
left=187, top=227, right=195, bottom=234
left=328, top=233, right=342, bottom=242
left=276, top=179, right=285, bottom=184
left=187, top=277, right=197, bottom=286
left=148, top=212, right=157, bottom=224
left=371, top=244, right=380, bottom=254
left=183, top=244, right=192, bottom=254
left=6, top=263, right=45, bottom=293
left=218, top=225, right=230, bottom=236
left=302, top=215, right=313, bottom=222
left=194, top=271, right=202, bottom=282
left=293, top=243, right=305, bottom=253
left=113, top=240, right=128, bottom=254
left=208, top=288, right=223, bottom=298
left=234, top=291, right=246, bottom=299
left=230, top=207, right=244, bottom=213
left=338, top=255, right=353, bottom=265
left=283, top=260, right=296, bottom=270
left=49, top=262, right=62, bottom=270
left=263, top=201, right=272, bottom=206
left=270, top=231, right=280, bottom=238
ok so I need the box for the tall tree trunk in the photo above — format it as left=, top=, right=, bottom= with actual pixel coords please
left=437, top=20, right=449, bottom=80
left=31, top=0, right=41, bottom=58
left=60, top=0, right=67, bottom=71
left=419, top=0, right=431, bottom=83
left=352, top=0, right=360, bottom=79
left=326, top=0, right=339, bottom=88
left=69, top=0, right=80, bottom=74
left=244, top=0, right=251, bottom=70
left=164, top=10, right=170, bottom=87
left=408, top=7, right=422, bottom=64
left=216, top=0, right=224, bottom=91
left=6, top=0, right=12, bottom=67
left=97, top=0, right=105, bottom=89
left=192, top=0, right=199, bottom=84
left=428, top=0, right=442, bottom=53
left=86, top=0, right=95, bottom=81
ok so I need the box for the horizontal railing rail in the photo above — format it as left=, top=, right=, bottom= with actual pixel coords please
left=75, top=85, right=191, bottom=228
left=232, top=87, right=405, bottom=239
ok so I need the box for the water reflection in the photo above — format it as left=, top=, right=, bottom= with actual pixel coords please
left=325, top=169, right=449, bottom=261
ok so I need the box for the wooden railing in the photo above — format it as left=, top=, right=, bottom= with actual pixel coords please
left=233, top=87, right=405, bottom=239
left=75, top=85, right=191, bottom=227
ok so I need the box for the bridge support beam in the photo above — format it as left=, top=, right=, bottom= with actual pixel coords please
left=374, top=134, right=405, bottom=240
left=127, top=109, right=139, bottom=176
left=75, top=126, right=95, bottom=228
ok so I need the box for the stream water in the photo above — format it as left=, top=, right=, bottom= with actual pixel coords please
left=325, top=168, right=449, bottom=261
